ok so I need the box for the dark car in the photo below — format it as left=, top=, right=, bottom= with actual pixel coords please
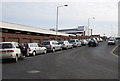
left=88, top=40, right=98, bottom=47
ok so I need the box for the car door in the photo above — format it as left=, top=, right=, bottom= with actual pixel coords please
left=33, top=43, right=39, bottom=54
left=36, top=43, right=43, bottom=54
left=38, top=44, right=44, bottom=53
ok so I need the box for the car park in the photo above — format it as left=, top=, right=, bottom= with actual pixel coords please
left=58, top=41, right=73, bottom=50
left=88, top=39, right=98, bottom=47
left=68, top=39, right=81, bottom=47
left=99, top=38, right=103, bottom=42
left=0, top=42, right=24, bottom=62
left=95, top=38, right=101, bottom=42
left=23, top=43, right=47, bottom=56
left=108, top=39, right=116, bottom=45
left=42, top=40, right=62, bottom=52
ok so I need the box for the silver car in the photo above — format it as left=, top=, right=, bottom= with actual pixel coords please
left=25, top=43, right=47, bottom=56
left=68, top=39, right=81, bottom=47
left=58, top=41, right=73, bottom=50
left=42, top=40, right=62, bottom=52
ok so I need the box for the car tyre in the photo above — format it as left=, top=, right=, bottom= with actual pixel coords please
left=43, top=50, right=47, bottom=54
left=32, top=51, right=36, bottom=56
left=66, top=47, right=68, bottom=50
left=52, top=48, right=55, bottom=52
left=13, top=55, right=18, bottom=62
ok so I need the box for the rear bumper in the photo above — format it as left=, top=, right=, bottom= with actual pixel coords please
left=89, top=43, right=97, bottom=46
left=0, top=54, right=16, bottom=59
left=72, top=44, right=78, bottom=47
left=108, top=43, right=115, bottom=45
left=46, top=48, right=53, bottom=51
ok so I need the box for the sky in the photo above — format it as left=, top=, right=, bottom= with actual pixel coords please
left=1, top=0, right=119, bottom=37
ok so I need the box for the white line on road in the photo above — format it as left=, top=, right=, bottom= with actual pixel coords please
left=111, top=46, right=119, bottom=57
left=27, top=70, right=40, bottom=74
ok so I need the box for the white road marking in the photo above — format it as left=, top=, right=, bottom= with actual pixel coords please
left=111, top=46, right=119, bottom=57
left=27, top=70, right=40, bottom=73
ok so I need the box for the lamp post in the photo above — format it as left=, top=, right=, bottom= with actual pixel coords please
left=55, top=5, right=68, bottom=41
left=90, top=29, right=92, bottom=36
left=88, top=17, right=95, bottom=36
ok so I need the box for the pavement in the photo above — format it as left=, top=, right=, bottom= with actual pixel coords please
left=2, top=41, right=118, bottom=79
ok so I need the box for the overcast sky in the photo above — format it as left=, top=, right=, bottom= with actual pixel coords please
left=1, top=0, right=119, bottom=36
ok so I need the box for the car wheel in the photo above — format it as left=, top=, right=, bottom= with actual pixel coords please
left=32, top=51, right=36, bottom=56
left=43, top=50, right=47, bottom=54
left=52, top=48, right=55, bottom=52
left=66, top=47, right=68, bottom=50
left=13, top=55, right=18, bottom=62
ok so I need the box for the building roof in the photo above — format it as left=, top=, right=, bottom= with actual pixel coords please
left=57, top=26, right=86, bottom=30
left=0, top=22, right=75, bottom=36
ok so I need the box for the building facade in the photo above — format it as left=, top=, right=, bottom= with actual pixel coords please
left=0, top=22, right=99, bottom=44
left=57, top=26, right=89, bottom=36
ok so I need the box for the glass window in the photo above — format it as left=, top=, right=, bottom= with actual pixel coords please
left=69, top=40, right=75, bottom=43
left=58, top=41, right=64, bottom=44
left=0, top=43, right=14, bottom=49
left=42, top=42, right=50, bottom=45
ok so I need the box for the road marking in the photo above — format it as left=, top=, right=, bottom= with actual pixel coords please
left=112, top=53, right=119, bottom=57
left=27, top=70, right=40, bottom=73
left=111, top=46, right=119, bottom=57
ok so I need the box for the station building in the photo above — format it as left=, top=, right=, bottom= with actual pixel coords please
left=0, top=22, right=99, bottom=44
left=51, top=26, right=89, bottom=36
left=0, top=22, right=77, bottom=44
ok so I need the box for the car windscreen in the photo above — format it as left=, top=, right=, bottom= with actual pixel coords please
left=58, top=42, right=64, bottom=44
left=69, top=40, right=75, bottom=43
left=42, top=42, right=50, bottom=45
left=89, top=40, right=95, bottom=43
left=80, top=40, right=83, bottom=42
left=0, top=43, right=14, bottom=49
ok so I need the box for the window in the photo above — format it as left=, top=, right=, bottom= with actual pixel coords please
left=42, top=42, right=50, bottom=45
left=69, top=40, right=75, bottom=43
left=0, top=43, right=14, bottom=49
left=58, top=41, right=64, bottom=44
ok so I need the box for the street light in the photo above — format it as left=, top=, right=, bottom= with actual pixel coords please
left=88, top=17, right=95, bottom=36
left=55, top=5, right=68, bottom=41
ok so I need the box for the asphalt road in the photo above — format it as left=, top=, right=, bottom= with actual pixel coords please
left=2, top=41, right=118, bottom=79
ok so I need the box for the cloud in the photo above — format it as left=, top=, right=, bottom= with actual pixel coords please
left=1, top=0, right=119, bottom=36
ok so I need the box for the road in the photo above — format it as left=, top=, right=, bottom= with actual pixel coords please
left=2, top=41, right=118, bottom=79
